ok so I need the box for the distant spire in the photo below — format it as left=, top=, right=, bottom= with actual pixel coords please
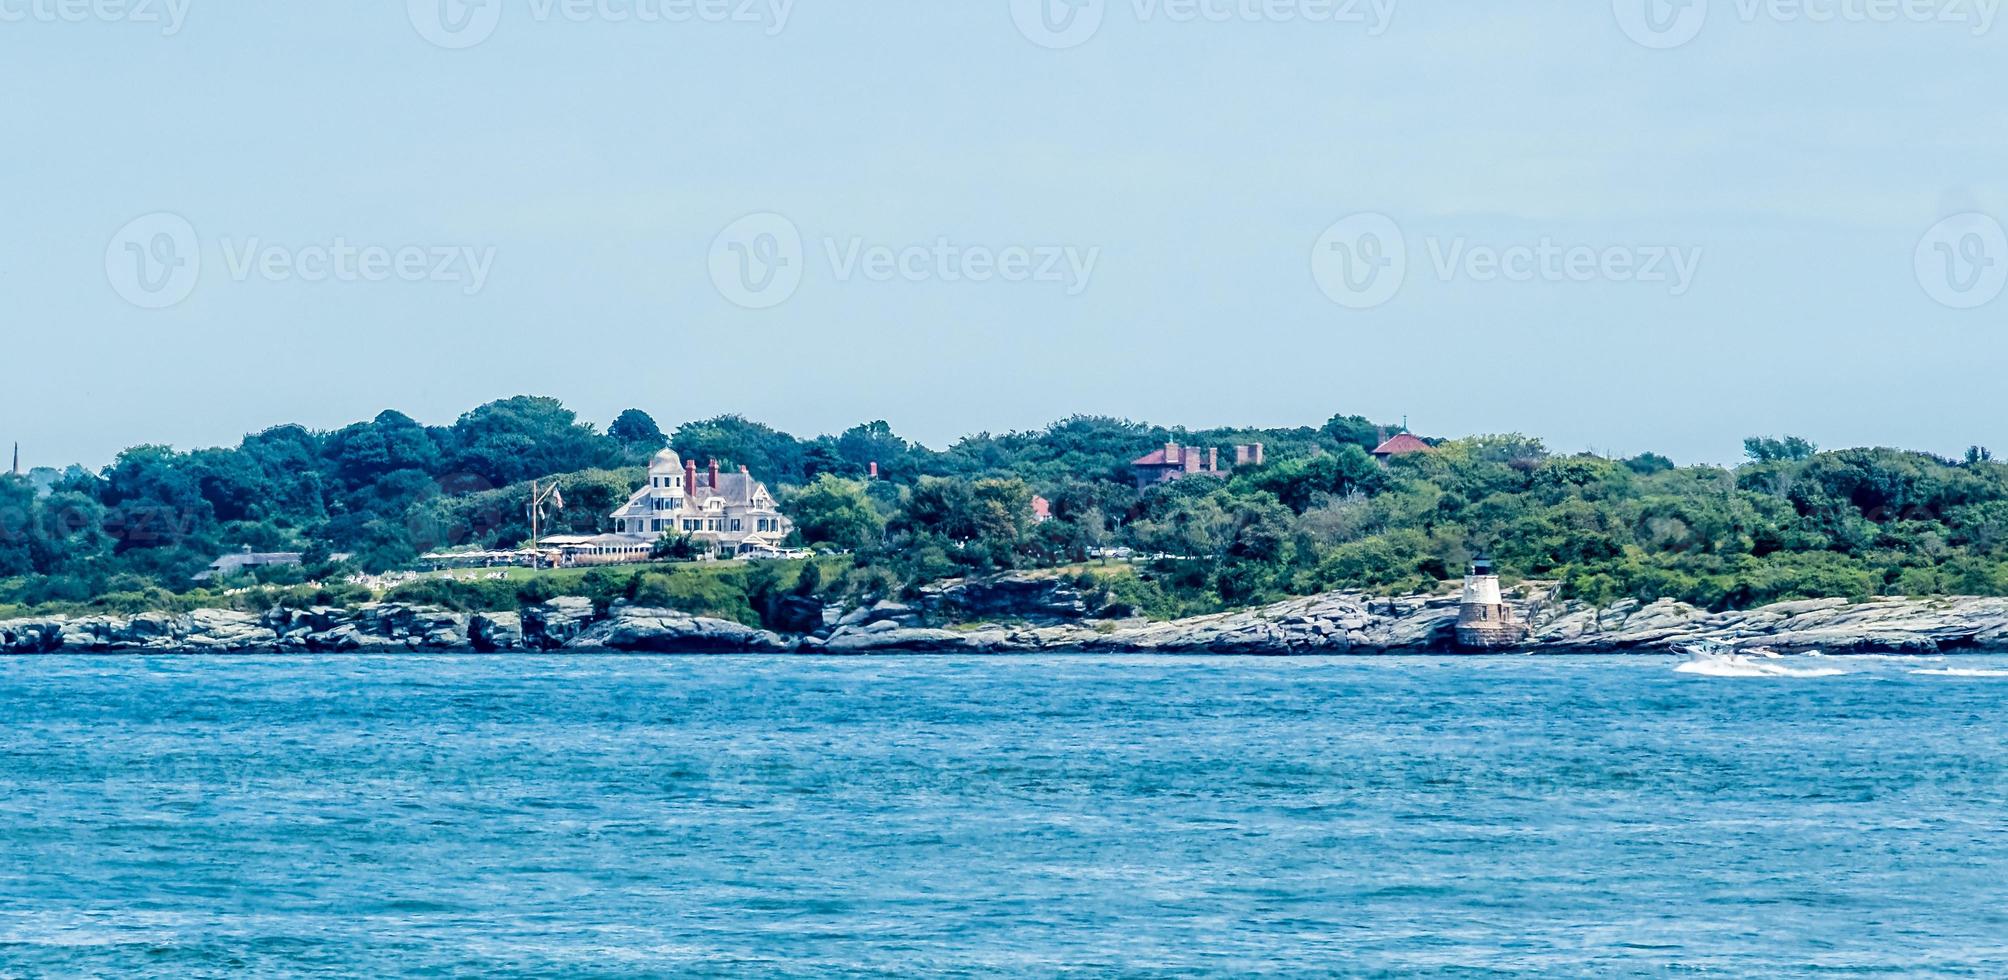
left=9, top=442, right=16, bottom=476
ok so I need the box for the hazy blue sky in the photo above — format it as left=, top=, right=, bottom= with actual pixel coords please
left=5, top=1, right=2005, bottom=468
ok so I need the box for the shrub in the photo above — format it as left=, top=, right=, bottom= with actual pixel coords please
left=386, top=578, right=521, bottom=612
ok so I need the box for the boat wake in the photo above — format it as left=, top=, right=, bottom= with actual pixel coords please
left=1675, top=645, right=1848, bottom=678
left=1910, top=668, right=2008, bottom=678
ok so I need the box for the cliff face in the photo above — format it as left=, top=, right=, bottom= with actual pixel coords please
left=6, top=591, right=2008, bottom=656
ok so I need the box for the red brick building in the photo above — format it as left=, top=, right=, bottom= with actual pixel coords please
left=1131, top=442, right=1264, bottom=489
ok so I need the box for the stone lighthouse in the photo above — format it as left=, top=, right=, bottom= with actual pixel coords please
left=1455, top=558, right=1528, bottom=650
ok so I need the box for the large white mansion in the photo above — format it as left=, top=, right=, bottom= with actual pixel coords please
left=542, top=449, right=794, bottom=565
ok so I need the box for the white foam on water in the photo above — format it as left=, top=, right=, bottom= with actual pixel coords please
left=1674, top=655, right=1848, bottom=678
left=1766, top=665, right=1849, bottom=678
left=1910, top=668, right=2008, bottom=678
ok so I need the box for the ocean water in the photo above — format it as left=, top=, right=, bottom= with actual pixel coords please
left=3, top=654, right=2007, bottom=977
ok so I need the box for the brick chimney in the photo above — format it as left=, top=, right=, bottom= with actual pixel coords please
left=684, top=459, right=698, bottom=491
left=869, top=461, right=879, bottom=480
left=708, top=459, right=720, bottom=488
left=1253, top=443, right=1265, bottom=466
left=1207, top=447, right=1219, bottom=472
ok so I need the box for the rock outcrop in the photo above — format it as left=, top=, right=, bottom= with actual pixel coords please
left=570, top=607, right=793, bottom=654
left=915, top=573, right=1095, bottom=624
left=809, top=591, right=2008, bottom=656
left=8, top=590, right=2008, bottom=656
left=1527, top=595, right=2008, bottom=654
left=469, top=612, right=523, bottom=652
left=522, top=597, right=597, bottom=650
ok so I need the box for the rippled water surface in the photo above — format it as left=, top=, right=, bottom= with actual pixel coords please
left=3, top=653, right=2007, bottom=976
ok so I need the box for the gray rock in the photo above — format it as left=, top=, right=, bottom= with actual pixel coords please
left=0, top=618, right=66, bottom=654
left=182, top=610, right=278, bottom=651
left=572, top=607, right=792, bottom=653
left=524, top=597, right=597, bottom=650
left=470, top=612, right=524, bottom=652
left=917, top=573, right=1093, bottom=624
left=823, top=624, right=1012, bottom=654
left=758, top=596, right=823, bottom=634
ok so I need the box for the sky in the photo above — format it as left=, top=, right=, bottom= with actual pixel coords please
left=4, top=0, right=2006, bottom=469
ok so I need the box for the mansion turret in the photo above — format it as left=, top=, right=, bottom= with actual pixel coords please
left=604, top=450, right=793, bottom=557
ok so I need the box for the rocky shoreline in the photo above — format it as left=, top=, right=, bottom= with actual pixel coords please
left=7, top=586, right=2008, bottom=657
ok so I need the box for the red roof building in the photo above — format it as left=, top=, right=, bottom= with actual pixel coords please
left=1132, top=442, right=1264, bottom=489
left=1371, top=432, right=1434, bottom=461
left=1030, top=495, right=1053, bottom=523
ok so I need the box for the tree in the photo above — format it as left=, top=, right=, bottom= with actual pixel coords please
left=1624, top=453, right=1676, bottom=475
left=784, top=476, right=886, bottom=550
left=884, top=476, right=1038, bottom=572
left=1240, top=445, right=1383, bottom=512
left=794, top=560, right=823, bottom=597
left=823, top=421, right=921, bottom=482
left=652, top=533, right=702, bottom=561
left=326, top=411, right=443, bottom=487
left=1744, top=435, right=1818, bottom=463
left=1130, top=492, right=1233, bottom=560
left=609, top=409, right=667, bottom=450
left=0, top=475, right=36, bottom=577
left=673, top=415, right=810, bottom=484
left=449, top=396, right=620, bottom=486
left=1321, top=414, right=1395, bottom=451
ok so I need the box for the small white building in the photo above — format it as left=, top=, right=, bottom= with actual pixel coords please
left=596, top=449, right=794, bottom=560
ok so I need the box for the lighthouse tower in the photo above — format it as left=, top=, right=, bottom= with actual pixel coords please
left=1455, top=558, right=1528, bottom=650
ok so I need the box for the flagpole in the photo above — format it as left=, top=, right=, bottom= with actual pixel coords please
left=528, top=480, right=567, bottom=567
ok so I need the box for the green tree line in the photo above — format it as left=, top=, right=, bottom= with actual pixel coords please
left=5, top=396, right=2005, bottom=619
